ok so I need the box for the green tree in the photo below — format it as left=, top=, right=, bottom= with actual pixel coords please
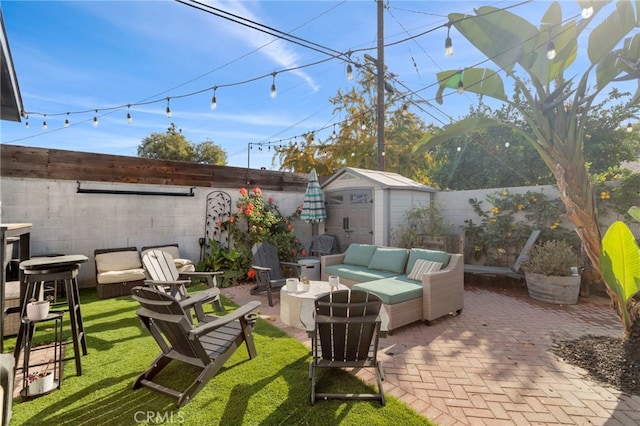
left=276, top=62, right=436, bottom=184
left=138, top=123, right=227, bottom=165
left=417, top=1, right=640, bottom=336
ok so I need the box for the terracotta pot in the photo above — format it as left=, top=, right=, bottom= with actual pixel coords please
left=525, top=272, right=581, bottom=304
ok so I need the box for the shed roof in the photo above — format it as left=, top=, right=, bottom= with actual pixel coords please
left=321, top=167, right=437, bottom=192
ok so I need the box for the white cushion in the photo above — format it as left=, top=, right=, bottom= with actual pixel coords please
left=97, top=268, right=146, bottom=284
left=407, top=259, right=442, bottom=281
left=95, top=251, right=142, bottom=272
left=141, top=245, right=181, bottom=260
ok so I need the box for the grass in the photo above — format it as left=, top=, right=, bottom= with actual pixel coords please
left=7, top=284, right=434, bottom=425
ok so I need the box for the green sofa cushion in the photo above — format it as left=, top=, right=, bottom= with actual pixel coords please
left=324, top=264, right=399, bottom=283
left=343, top=244, right=377, bottom=267
left=406, top=248, right=450, bottom=273
left=353, top=276, right=423, bottom=304
left=368, top=247, right=409, bottom=274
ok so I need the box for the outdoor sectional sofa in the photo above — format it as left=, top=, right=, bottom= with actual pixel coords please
left=321, top=244, right=463, bottom=332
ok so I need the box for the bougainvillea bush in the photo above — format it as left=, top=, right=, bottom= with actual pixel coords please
left=225, top=187, right=304, bottom=265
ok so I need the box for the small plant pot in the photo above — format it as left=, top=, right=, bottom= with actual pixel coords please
left=26, top=301, right=50, bottom=322
left=28, top=371, right=54, bottom=395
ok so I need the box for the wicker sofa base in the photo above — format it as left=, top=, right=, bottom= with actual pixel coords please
left=382, top=298, right=423, bottom=332
left=3, top=281, right=21, bottom=337
left=97, top=280, right=142, bottom=299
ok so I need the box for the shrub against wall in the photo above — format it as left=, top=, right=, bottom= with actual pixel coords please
left=462, top=189, right=575, bottom=266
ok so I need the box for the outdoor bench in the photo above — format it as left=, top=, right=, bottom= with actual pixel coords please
left=94, top=247, right=146, bottom=299
left=321, top=244, right=463, bottom=332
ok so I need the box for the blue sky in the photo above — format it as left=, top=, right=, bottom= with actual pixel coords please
left=0, top=1, right=627, bottom=170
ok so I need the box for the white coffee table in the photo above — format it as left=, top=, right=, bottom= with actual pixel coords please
left=280, top=280, right=347, bottom=329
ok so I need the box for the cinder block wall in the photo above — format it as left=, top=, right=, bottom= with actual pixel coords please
left=1, top=177, right=309, bottom=287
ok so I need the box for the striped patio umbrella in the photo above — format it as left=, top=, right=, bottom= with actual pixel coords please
left=300, top=169, right=327, bottom=223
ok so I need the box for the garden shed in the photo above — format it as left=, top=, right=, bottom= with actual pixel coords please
left=321, top=167, right=437, bottom=250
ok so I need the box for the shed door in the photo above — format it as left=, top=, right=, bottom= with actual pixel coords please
left=324, top=189, right=373, bottom=248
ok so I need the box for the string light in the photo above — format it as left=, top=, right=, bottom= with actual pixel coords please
left=504, top=142, right=510, bottom=148
left=445, top=20, right=453, bottom=57
left=457, top=79, right=464, bottom=94
left=165, top=98, right=172, bottom=118
left=24, top=113, right=29, bottom=129
left=64, top=113, right=69, bottom=128
left=42, top=114, right=47, bottom=130
left=126, top=105, right=132, bottom=124
left=270, top=72, right=277, bottom=98
left=346, top=63, right=353, bottom=81
left=582, top=6, right=594, bottom=19
left=93, top=110, right=98, bottom=127
left=627, top=122, right=633, bottom=133
left=546, top=41, right=556, bottom=60
left=210, top=87, right=217, bottom=110
left=332, top=124, right=337, bottom=140
left=361, top=120, right=366, bottom=130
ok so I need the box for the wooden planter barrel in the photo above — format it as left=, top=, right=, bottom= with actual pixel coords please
left=525, top=272, right=581, bottom=305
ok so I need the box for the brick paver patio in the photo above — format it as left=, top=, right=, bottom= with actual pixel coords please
left=222, top=281, right=640, bottom=425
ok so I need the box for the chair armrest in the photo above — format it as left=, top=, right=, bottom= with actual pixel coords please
left=189, top=301, right=261, bottom=338
left=321, top=253, right=346, bottom=268
left=144, top=279, right=191, bottom=286
left=251, top=265, right=271, bottom=272
left=179, top=271, right=223, bottom=288
left=179, top=288, right=221, bottom=310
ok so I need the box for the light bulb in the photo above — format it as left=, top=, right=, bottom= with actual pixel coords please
left=127, top=112, right=132, bottom=124
left=504, top=142, right=510, bottom=148
left=93, top=116, right=98, bottom=127
left=445, top=37, right=453, bottom=57
left=42, top=120, right=47, bottom=130
left=627, top=122, right=633, bottom=133
left=346, top=63, right=353, bottom=81
left=582, top=6, right=593, bottom=19
left=211, top=95, right=217, bottom=110
left=456, top=146, right=461, bottom=152
left=270, top=83, right=277, bottom=98
left=547, top=42, right=556, bottom=60
left=25, top=121, right=29, bottom=129
left=64, top=118, right=69, bottom=128
left=381, top=151, right=385, bottom=156
left=361, top=120, right=366, bottom=130
left=457, top=80, right=464, bottom=94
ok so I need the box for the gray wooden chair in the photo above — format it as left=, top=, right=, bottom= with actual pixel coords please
left=308, top=289, right=386, bottom=405
left=142, top=250, right=223, bottom=322
left=131, top=286, right=260, bottom=408
left=250, top=242, right=302, bottom=307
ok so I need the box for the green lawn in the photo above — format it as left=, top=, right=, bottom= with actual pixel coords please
left=7, top=285, right=433, bottom=425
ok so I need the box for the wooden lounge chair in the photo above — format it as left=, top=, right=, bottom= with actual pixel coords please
left=308, top=289, right=386, bottom=405
left=250, top=242, right=302, bottom=307
left=464, top=229, right=541, bottom=279
left=131, top=286, right=260, bottom=408
left=142, top=250, right=223, bottom=322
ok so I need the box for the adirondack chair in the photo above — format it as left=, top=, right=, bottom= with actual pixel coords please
left=308, top=289, right=386, bottom=405
left=142, top=250, right=223, bottom=322
left=464, top=229, right=541, bottom=279
left=131, top=286, right=260, bottom=408
left=250, top=242, right=303, bottom=307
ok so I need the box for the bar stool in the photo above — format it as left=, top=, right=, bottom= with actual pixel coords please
left=15, top=255, right=88, bottom=376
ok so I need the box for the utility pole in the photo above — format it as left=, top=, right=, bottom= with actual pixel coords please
left=376, top=0, right=385, bottom=171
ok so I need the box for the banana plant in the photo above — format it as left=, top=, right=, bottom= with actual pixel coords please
left=600, top=220, right=640, bottom=337
left=415, top=1, right=640, bottom=332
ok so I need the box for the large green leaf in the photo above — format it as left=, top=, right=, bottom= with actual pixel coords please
left=600, top=221, right=640, bottom=303
left=588, top=1, right=636, bottom=65
left=435, top=68, right=506, bottom=105
left=413, top=116, right=504, bottom=153
left=451, top=8, right=538, bottom=73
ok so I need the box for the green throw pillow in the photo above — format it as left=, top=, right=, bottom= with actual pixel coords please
left=406, top=248, right=450, bottom=273
left=343, top=244, right=377, bottom=267
left=368, top=247, right=409, bottom=274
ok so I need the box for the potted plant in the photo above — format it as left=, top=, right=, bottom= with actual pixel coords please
left=522, top=240, right=581, bottom=304
left=27, top=359, right=54, bottom=395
